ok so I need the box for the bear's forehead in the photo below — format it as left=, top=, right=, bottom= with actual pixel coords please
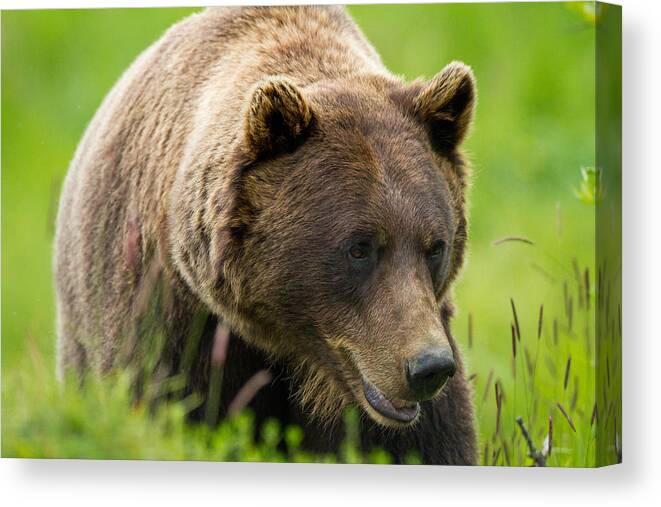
left=290, top=133, right=454, bottom=241
left=288, top=85, right=457, bottom=232
left=311, top=91, right=439, bottom=176
left=314, top=87, right=419, bottom=135
left=309, top=115, right=448, bottom=203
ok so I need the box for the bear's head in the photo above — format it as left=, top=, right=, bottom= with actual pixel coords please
left=173, top=62, right=476, bottom=428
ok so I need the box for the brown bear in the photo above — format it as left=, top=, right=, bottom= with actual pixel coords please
left=55, top=6, right=477, bottom=464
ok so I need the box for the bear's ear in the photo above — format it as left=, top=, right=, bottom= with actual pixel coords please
left=242, top=77, right=314, bottom=160
left=413, top=61, right=476, bottom=153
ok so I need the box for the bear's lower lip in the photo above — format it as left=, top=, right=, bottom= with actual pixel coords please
left=362, top=379, right=420, bottom=423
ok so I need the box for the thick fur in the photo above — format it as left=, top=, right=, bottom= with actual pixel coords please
left=55, top=6, right=477, bottom=465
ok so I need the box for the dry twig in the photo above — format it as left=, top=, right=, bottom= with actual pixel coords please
left=516, top=416, right=546, bottom=466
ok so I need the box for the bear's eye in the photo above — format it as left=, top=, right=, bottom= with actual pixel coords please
left=427, top=239, right=445, bottom=260
left=349, top=243, right=370, bottom=260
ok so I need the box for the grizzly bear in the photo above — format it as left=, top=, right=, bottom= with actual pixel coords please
left=55, top=6, right=477, bottom=464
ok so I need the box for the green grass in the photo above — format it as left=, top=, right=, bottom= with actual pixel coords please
left=3, top=359, right=401, bottom=463
left=1, top=3, right=617, bottom=465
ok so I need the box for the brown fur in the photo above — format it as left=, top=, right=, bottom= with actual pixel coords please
left=55, top=6, right=477, bottom=464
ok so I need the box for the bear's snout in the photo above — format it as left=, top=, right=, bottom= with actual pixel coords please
left=405, top=347, right=456, bottom=401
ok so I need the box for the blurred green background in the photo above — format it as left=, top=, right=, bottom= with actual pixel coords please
left=2, top=4, right=606, bottom=465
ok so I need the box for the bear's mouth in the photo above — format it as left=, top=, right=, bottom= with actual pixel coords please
left=331, top=344, right=420, bottom=427
left=362, top=378, right=420, bottom=424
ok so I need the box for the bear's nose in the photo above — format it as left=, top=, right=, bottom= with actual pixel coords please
left=405, top=347, right=456, bottom=400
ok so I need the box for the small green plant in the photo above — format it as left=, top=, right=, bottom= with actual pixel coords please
left=567, top=2, right=602, bottom=26
left=573, top=166, right=604, bottom=204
